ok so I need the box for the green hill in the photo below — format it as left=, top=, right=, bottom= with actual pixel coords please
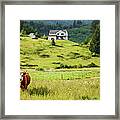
left=20, top=37, right=100, bottom=100
left=20, top=37, right=100, bottom=71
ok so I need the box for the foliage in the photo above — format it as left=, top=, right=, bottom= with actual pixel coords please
left=68, top=25, right=92, bottom=43
left=89, top=20, right=100, bottom=55
left=41, top=35, right=48, bottom=40
left=20, top=20, right=93, bottom=43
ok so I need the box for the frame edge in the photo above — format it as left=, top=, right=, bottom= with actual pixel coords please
left=1, top=0, right=119, bottom=119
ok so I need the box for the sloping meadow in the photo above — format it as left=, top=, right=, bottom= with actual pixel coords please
left=20, top=37, right=100, bottom=100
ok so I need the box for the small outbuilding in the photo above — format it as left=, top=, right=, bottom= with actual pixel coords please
left=28, top=33, right=37, bottom=39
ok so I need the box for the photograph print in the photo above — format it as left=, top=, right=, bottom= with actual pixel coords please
left=20, top=20, right=100, bottom=100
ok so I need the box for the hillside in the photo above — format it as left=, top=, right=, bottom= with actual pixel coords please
left=20, top=20, right=95, bottom=43
left=20, top=37, right=100, bottom=100
left=20, top=37, right=100, bottom=71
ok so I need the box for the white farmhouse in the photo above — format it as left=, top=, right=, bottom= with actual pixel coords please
left=28, top=33, right=36, bottom=39
left=48, top=30, right=68, bottom=40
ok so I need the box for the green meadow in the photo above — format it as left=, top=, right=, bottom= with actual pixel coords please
left=20, top=37, right=100, bottom=100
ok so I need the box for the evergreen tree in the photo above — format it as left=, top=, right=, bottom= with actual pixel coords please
left=91, top=20, right=99, bottom=33
left=76, top=20, right=82, bottom=27
left=73, top=20, right=76, bottom=27
left=89, top=21, right=100, bottom=55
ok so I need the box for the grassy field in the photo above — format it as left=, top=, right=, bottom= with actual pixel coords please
left=20, top=37, right=100, bottom=100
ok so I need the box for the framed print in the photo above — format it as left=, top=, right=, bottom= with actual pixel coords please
left=0, top=0, right=119, bottom=119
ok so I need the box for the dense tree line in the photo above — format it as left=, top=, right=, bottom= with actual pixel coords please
left=20, top=20, right=100, bottom=55
left=89, top=20, right=100, bottom=55
left=20, top=20, right=92, bottom=42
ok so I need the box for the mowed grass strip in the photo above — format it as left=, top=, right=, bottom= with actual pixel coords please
left=22, top=68, right=100, bottom=81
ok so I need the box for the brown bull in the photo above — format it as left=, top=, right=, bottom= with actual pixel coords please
left=20, top=71, right=31, bottom=90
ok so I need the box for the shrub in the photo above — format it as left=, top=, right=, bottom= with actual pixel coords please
left=92, top=54, right=100, bottom=57
left=78, top=64, right=83, bottom=68
left=41, top=35, right=48, bottom=40
left=40, top=54, right=50, bottom=58
left=73, top=65, right=77, bottom=68
left=34, top=48, right=45, bottom=54
left=72, top=44, right=79, bottom=46
left=82, top=95, right=91, bottom=100
left=55, top=63, right=81, bottom=69
left=52, top=62, right=61, bottom=64
left=60, top=63, right=64, bottom=68
left=55, top=63, right=65, bottom=69
left=81, top=55, right=91, bottom=60
left=87, top=62, right=99, bottom=67
left=55, top=66, right=61, bottom=69
left=57, top=55, right=64, bottom=58
left=20, top=64, right=38, bottom=67
left=36, top=68, right=44, bottom=71
left=68, top=52, right=81, bottom=59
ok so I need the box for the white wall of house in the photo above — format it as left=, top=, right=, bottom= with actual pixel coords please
left=48, top=36, right=56, bottom=40
left=48, top=30, right=68, bottom=40
left=56, top=30, right=66, bottom=36
left=65, top=36, right=68, bottom=40
left=64, top=30, right=68, bottom=40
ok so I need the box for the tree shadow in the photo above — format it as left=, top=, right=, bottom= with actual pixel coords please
left=55, top=45, right=63, bottom=47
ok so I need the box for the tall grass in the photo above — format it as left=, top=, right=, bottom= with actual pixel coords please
left=20, top=77, right=100, bottom=100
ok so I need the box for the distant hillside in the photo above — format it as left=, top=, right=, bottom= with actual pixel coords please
left=24, top=20, right=92, bottom=26
left=20, top=20, right=94, bottom=43
left=41, top=20, right=92, bottom=26
left=42, top=20, right=73, bottom=25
